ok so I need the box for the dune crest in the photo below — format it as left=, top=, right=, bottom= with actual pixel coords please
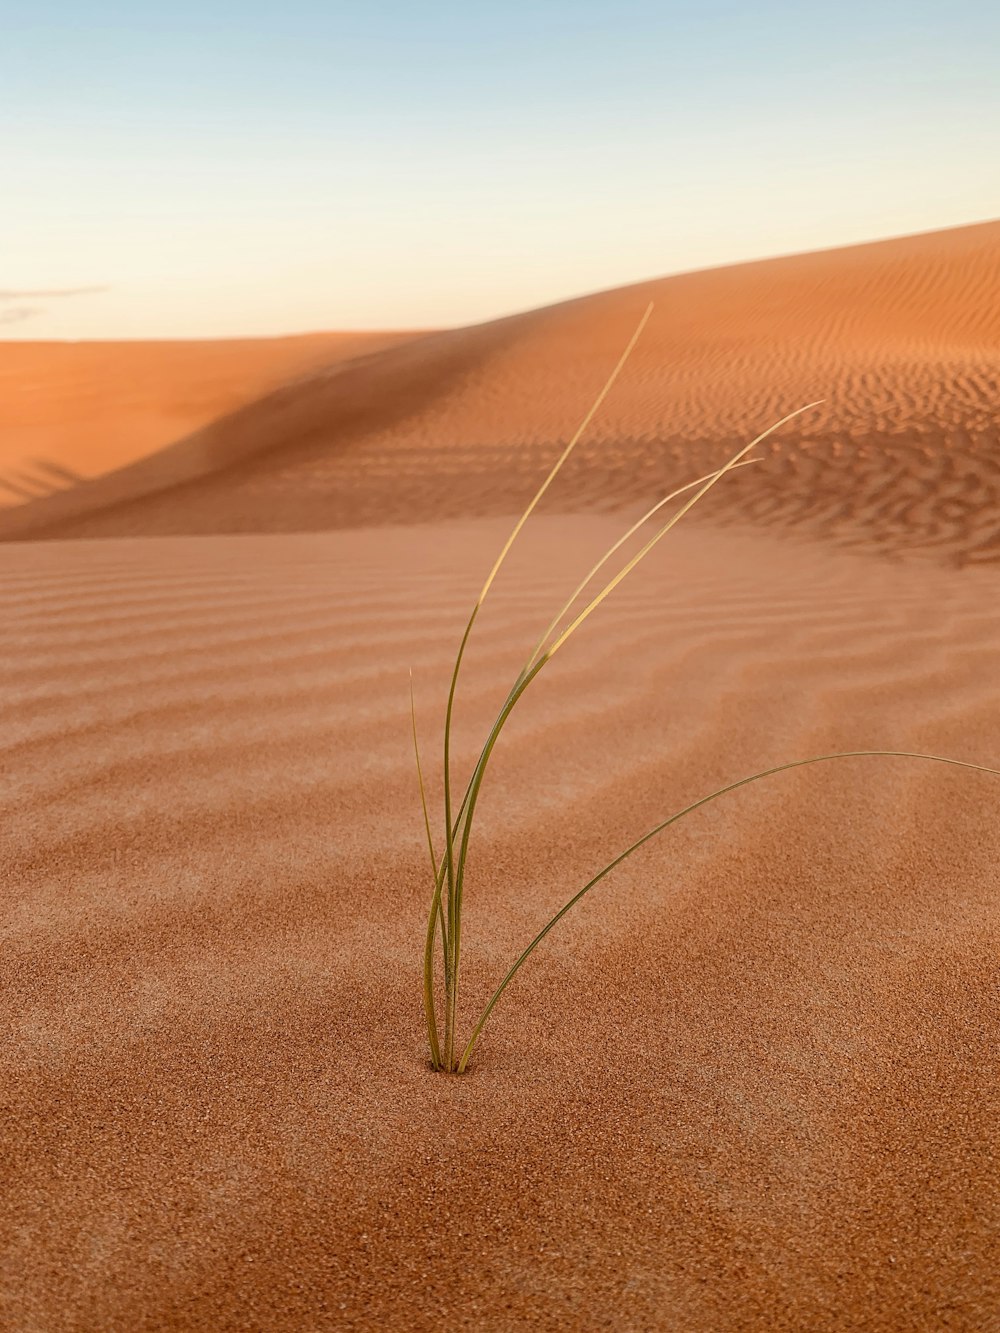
left=2, top=219, right=999, bottom=561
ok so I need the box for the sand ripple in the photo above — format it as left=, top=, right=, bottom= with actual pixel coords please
left=3, top=517, right=999, bottom=1329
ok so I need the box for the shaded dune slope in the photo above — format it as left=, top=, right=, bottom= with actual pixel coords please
left=3, top=518, right=999, bottom=1329
left=0, top=332, right=411, bottom=505
left=3, top=220, right=999, bottom=560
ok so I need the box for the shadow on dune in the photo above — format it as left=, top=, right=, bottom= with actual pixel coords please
left=2, top=218, right=999, bottom=563
left=0, top=323, right=502, bottom=541
left=0, top=457, right=87, bottom=505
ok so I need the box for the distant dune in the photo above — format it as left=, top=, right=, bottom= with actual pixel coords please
left=2, top=219, right=998, bottom=560
left=0, top=331, right=412, bottom=505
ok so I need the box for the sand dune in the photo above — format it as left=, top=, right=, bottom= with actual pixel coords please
left=0, top=331, right=411, bottom=506
left=2, top=219, right=999, bottom=561
left=3, top=516, right=999, bottom=1329
left=4, top=223, right=1000, bottom=1329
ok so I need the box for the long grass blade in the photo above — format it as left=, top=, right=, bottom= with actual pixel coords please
left=545, top=402, right=823, bottom=662
left=437, top=302, right=654, bottom=1068
left=410, top=671, right=440, bottom=882
left=411, top=671, right=449, bottom=966
left=441, top=610, right=479, bottom=1069
left=411, top=671, right=443, bottom=1070
left=522, top=459, right=758, bottom=675
left=456, top=749, right=1000, bottom=1072
left=448, top=410, right=818, bottom=997
left=476, top=302, right=654, bottom=609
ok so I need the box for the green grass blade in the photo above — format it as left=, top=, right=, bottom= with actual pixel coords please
left=456, top=748, right=1000, bottom=1072
left=411, top=667, right=448, bottom=979
left=441, top=617, right=470, bottom=1068
left=410, top=670, right=440, bottom=881
left=411, top=671, right=443, bottom=1070
left=448, top=412, right=818, bottom=998
left=522, top=459, right=759, bottom=674
left=437, top=302, right=654, bottom=1069
left=447, top=658, right=547, bottom=979
left=545, top=401, right=823, bottom=661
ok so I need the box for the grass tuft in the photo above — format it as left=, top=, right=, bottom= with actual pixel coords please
left=410, top=306, right=1000, bottom=1074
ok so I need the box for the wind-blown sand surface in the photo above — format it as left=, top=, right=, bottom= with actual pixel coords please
left=5, top=518, right=1000, bottom=1331
left=3, top=222, right=1000, bottom=1330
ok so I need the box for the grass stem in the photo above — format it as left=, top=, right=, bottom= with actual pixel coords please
left=431, top=303, right=654, bottom=1070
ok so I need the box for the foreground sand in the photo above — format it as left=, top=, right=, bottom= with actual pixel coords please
left=4, top=514, right=999, bottom=1330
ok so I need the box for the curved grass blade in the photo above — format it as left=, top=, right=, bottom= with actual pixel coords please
left=410, top=670, right=440, bottom=882
left=545, top=401, right=823, bottom=662
left=477, top=301, right=655, bottom=608
left=456, top=749, right=1000, bottom=1072
left=411, top=669, right=448, bottom=983
left=437, top=302, right=654, bottom=1068
left=450, top=466, right=765, bottom=877
left=521, top=459, right=759, bottom=676
left=448, top=409, right=820, bottom=1020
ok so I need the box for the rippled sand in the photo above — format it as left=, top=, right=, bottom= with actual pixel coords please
left=3, top=222, right=1000, bottom=1330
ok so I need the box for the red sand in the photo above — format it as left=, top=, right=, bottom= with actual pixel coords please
left=3, top=223, right=1000, bottom=1330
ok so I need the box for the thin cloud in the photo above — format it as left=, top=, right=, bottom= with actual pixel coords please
left=0, top=306, right=40, bottom=325
left=0, top=285, right=109, bottom=300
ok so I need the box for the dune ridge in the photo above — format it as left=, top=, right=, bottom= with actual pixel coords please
left=2, top=219, right=999, bottom=562
left=3, top=515, right=1000, bottom=1329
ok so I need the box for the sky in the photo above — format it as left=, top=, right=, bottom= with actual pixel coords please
left=3, top=1, right=999, bottom=339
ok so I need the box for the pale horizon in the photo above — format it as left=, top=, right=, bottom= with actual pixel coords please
left=3, top=214, right=998, bottom=344
left=6, top=0, right=1000, bottom=340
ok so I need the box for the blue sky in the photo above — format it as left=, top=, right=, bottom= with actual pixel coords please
left=3, top=1, right=998, bottom=338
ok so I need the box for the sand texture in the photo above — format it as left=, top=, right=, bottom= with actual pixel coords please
left=3, top=223, right=1000, bottom=1330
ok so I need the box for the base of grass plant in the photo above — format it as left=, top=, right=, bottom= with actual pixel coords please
left=410, top=304, right=1000, bottom=1076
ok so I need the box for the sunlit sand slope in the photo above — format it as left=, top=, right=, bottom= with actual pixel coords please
left=3, top=516, right=999, bottom=1329
left=3, top=220, right=998, bottom=560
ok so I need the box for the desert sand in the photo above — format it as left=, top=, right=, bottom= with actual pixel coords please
left=3, top=221, right=1000, bottom=1331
